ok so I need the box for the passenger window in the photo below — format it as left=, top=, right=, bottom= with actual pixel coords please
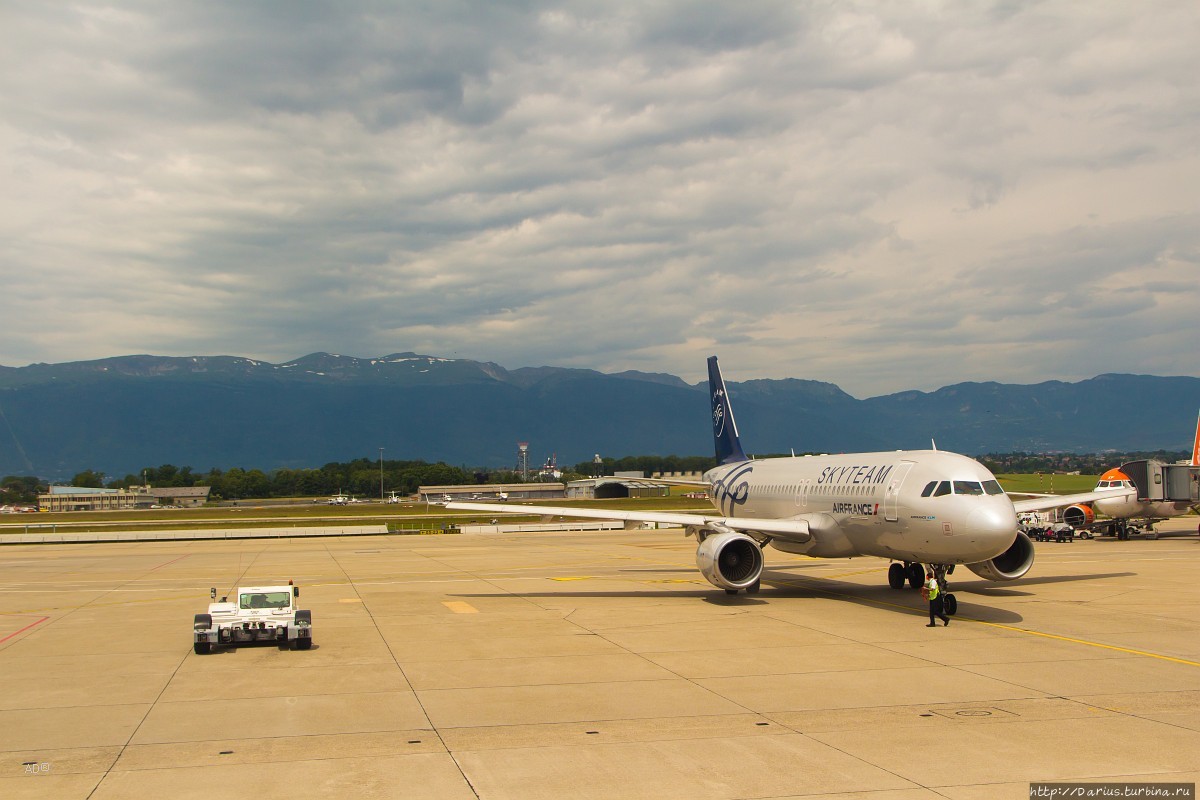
left=933, top=481, right=952, bottom=497
left=953, top=481, right=984, bottom=495
left=982, top=480, right=1004, bottom=495
left=921, top=481, right=937, bottom=497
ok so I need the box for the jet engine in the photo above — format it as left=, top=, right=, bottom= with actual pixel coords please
left=965, top=530, right=1035, bottom=581
left=695, top=529, right=764, bottom=591
left=1061, top=504, right=1094, bottom=528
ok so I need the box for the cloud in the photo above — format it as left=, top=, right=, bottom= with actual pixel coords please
left=1, top=1, right=1198, bottom=397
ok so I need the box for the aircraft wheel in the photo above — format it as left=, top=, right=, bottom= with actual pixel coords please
left=944, top=594, right=957, bottom=616
left=746, top=579, right=761, bottom=594
left=907, top=563, right=924, bottom=589
left=888, top=563, right=906, bottom=590
left=725, top=588, right=739, bottom=595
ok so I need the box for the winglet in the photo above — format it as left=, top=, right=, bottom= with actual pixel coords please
left=1191, top=408, right=1200, bottom=466
left=708, top=356, right=748, bottom=465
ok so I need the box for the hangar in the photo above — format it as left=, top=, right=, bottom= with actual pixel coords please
left=566, top=477, right=671, bottom=500
left=142, top=486, right=212, bottom=508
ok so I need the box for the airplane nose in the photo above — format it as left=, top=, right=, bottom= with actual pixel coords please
left=966, top=505, right=1018, bottom=542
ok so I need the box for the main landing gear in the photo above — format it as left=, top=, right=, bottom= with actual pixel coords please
left=887, top=562, right=920, bottom=589
left=888, top=561, right=957, bottom=616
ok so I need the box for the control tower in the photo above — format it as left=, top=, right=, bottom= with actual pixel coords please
left=516, top=442, right=529, bottom=481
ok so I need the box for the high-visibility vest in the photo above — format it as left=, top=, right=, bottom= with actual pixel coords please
left=925, top=579, right=939, bottom=600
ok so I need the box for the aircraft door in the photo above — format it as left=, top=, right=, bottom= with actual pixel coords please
left=883, top=461, right=914, bottom=522
left=796, top=479, right=811, bottom=509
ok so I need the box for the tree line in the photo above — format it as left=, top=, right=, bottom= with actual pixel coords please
left=5, top=449, right=1188, bottom=505
left=2, top=454, right=717, bottom=504
left=977, top=450, right=1190, bottom=475
left=3, top=460, right=482, bottom=503
left=570, top=454, right=717, bottom=477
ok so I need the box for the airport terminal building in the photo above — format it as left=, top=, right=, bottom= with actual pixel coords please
left=38, top=485, right=212, bottom=511
left=38, top=486, right=143, bottom=512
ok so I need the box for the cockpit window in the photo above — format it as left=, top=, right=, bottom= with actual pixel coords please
left=927, top=480, right=995, bottom=496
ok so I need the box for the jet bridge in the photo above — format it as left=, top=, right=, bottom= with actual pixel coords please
left=1119, top=460, right=1200, bottom=503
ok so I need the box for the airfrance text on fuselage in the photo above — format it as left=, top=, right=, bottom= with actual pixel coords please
left=816, top=464, right=895, bottom=485
left=832, top=502, right=879, bottom=515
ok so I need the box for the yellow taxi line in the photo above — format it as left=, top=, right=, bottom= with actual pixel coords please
left=764, top=575, right=1200, bottom=668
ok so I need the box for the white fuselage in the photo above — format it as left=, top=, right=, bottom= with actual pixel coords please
left=1093, top=484, right=1194, bottom=521
left=704, top=449, right=1019, bottom=565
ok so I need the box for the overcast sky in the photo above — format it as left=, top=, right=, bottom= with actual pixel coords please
left=2, top=1, right=1197, bottom=397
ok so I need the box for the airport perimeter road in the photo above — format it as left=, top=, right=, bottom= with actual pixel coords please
left=1, top=525, right=1199, bottom=799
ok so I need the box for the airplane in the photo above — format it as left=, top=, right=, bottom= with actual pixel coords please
left=449, top=357, right=1135, bottom=613
left=1052, top=410, right=1200, bottom=539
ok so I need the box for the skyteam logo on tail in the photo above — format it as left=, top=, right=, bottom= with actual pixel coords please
left=712, top=388, right=727, bottom=438
left=708, top=355, right=747, bottom=465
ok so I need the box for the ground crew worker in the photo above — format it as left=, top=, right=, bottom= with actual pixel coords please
left=924, top=570, right=949, bottom=627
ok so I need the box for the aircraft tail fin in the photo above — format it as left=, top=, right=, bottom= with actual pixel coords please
left=1191, top=409, right=1200, bottom=466
left=707, top=356, right=748, bottom=465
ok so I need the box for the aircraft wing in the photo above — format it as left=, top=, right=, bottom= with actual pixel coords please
left=1010, top=488, right=1135, bottom=514
left=445, top=501, right=812, bottom=542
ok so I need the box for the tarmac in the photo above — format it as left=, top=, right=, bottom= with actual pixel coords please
left=1, top=518, right=1198, bottom=799
left=0, top=525, right=389, bottom=544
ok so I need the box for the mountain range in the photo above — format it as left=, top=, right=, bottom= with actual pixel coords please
left=0, top=353, right=1197, bottom=480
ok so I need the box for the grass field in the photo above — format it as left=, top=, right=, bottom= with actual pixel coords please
left=0, top=495, right=712, bottom=534
left=994, top=473, right=1099, bottom=494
